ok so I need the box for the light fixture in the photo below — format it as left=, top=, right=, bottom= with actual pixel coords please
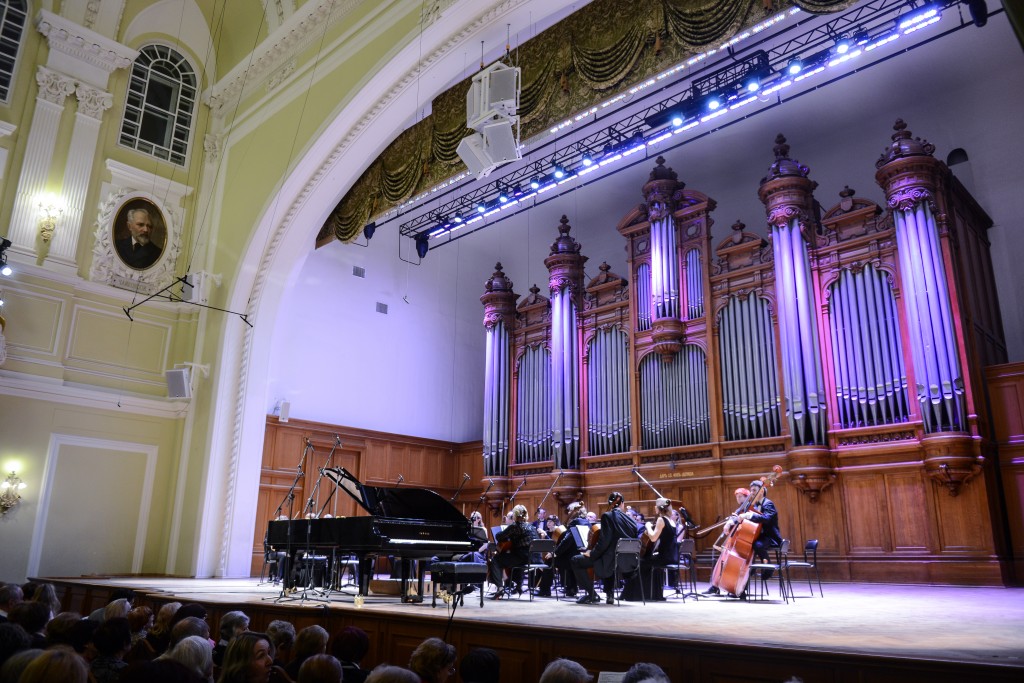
left=787, top=58, right=803, bottom=75
left=835, top=35, right=852, bottom=54
left=37, top=198, right=63, bottom=244
left=415, top=233, right=430, bottom=259
left=452, top=214, right=464, bottom=224
left=707, top=95, right=722, bottom=111
left=553, top=164, right=565, bottom=179
left=744, top=76, right=761, bottom=93
left=363, top=222, right=376, bottom=240
left=477, top=202, right=487, bottom=213
left=671, top=114, right=684, bottom=127
left=530, top=178, right=541, bottom=190
left=0, top=471, right=26, bottom=516
left=581, top=152, right=594, bottom=167
left=498, top=186, right=509, bottom=203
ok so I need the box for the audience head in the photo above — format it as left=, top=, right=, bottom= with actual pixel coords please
left=171, top=603, right=207, bottom=628
left=94, top=617, right=132, bottom=658
left=219, top=611, right=251, bottom=641
left=152, top=602, right=182, bottom=635
left=45, top=611, right=83, bottom=647
left=459, top=647, right=500, bottom=683
left=165, top=634, right=214, bottom=680
left=66, top=618, right=100, bottom=659
left=127, top=606, right=154, bottom=635
left=622, top=662, right=670, bottom=683
left=408, top=637, right=456, bottom=683
left=330, top=625, right=368, bottom=664
left=266, top=620, right=295, bottom=658
left=110, top=588, right=137, bottom=605
left=18, top=646, right=89, bottom=683
left=170, top=616, right=210, bottom=647
left=217, top=631, right=274, bottom=683
left=104, top=597, right=132, bottom=622
left=0, top=584, right=23, bottom=611
left=0, top=623, right=30, bottom=668
left=539, top=658, right=593, bottom=683
left=293, top=624, right=329, bottom=661
left=0, top=648, right=42, bottom=683
left=365, top=664, right=420, bottom=683
left=8, top=601, right=50, bottom=634
left=29, top=583, right=60, bottom=615
left=298, top=653, right=343, bottom=683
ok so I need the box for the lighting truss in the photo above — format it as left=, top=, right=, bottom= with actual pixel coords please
left=396, top=0, right=964, bottom=246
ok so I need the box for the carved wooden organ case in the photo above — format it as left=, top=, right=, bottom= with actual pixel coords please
left=479, top=121, right=1006, bottom=581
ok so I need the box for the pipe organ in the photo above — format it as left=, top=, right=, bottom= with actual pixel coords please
left=478, top=120, right=1007, bottom=583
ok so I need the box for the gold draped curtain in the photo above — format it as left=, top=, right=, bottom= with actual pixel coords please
left=320, top=0, right=854, bottom=244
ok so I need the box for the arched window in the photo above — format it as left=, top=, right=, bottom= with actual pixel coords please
left=0, top=1, right=28, bottom=103
left=119, top=45, right=197, bottom=166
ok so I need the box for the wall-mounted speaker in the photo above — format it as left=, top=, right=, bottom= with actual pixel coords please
left=166, top=368, right=191, bottom=399
left=279, top=400, right=290, bottom=423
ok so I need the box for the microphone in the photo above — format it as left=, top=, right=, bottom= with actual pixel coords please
left=488, top=478, right=494, bottom=486
left=306, top=437, right=315, bottom=451
left=397, top=474, right=404, bottom=485
left=334, top=434, right=341, bottom=446
left=463, top=473, right=470, bottom=480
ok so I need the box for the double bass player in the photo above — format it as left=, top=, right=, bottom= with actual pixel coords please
left=705, top=478, right=782, bottom=596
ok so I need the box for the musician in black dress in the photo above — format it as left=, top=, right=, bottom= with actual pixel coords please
left=570, top=492, right=637, bottom=605
left=622, top=497, right=678, bottom=601
left=489, top=504, right=536, bottom=599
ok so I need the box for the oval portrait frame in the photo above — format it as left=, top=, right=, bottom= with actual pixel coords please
left=112, top=197, right=169, bottom=271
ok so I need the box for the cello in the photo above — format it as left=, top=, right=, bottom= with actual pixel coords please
left=709, top=465, right=782, bottom=596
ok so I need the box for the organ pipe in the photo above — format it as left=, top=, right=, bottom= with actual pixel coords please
left=719, top=294, right=781, bottom=440
left=480, top=264, right=518, bottom=476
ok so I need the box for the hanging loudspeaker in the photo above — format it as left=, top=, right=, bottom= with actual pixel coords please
left=483, top=119, right=520, bottom=164
left=457, top=133, right=494, bottom=177
left=166, top=368, right=191, bottom=399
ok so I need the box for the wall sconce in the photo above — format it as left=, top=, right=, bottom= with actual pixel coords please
left=0, top=471, right=27, bottom=515
left=37, top=198, right=63, bottom=244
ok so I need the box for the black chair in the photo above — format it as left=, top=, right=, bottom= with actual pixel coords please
left=612, top=538, right=643, bottom=605
left=668, top=538, right=698, bottom=599
left=749, top=539, right=789, bottom=604
left=785, top=539, right=823, bottom=597
left=259, top=544, right=286, bottom=585
left=522, top=538, right=558, bottom=600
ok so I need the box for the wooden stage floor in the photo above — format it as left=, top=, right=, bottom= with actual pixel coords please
left=49, top=575, right=1024, bottom=682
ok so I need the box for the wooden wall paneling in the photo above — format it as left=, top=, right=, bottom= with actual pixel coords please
left=842, top=474, right=890, bottom=554
left=790, top=482, right=847, bottom=580
left=932, top=470, right=995, bottom=553
left=884, top=471, right=931, bottom=552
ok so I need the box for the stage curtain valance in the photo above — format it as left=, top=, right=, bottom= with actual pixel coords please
left=320, top=0, right=855, bottom=244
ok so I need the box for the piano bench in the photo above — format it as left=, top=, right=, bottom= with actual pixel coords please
left=430, top=562, right=487, bottom=608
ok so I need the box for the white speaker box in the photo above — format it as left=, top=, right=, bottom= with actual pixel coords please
left=166, top=368, right=191, bottom=399
left=457, top=133, right=495, bottom=178
left=279, top=400, right=290, bottom=423
left=483, top=119, right=521, bottom=164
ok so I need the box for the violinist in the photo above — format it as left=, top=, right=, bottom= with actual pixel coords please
left=622, top=497, right=677, bottom=602
left=570, top=492, right=636, bottom=605
left=489, top=504, right=536, bottom=599
left=537, top=503, right=587, bottom=598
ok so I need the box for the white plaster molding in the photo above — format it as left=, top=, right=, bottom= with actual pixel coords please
left=206, top=0, right=364, bottom=115
left=35, top=10, right=138, bottom=88
left=123, top=2, right=213, bottom=85
left=74, top=83, right=114, bottom=120
left=0, top=368, right=188, bottom=418
left=0, top=121, right=16, bottom=137
left=203, top=133, right=224, bottom=165
left=35, top=66, right=76, bottom=106
left=106, top=159, right=194, bottom=206
left=28, top=433, right=159, bottom=576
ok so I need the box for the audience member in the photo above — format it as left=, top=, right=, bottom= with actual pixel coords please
left=104, top=597, right=133, bottom=622
left=0, top=648, right=42, bottom=683
left=146, top=601, right=182, bottom=654
left=163, top=634, right=215, bottom=682
left=217, top=631, right=283, bottom=683
left=121, top=657, right=208, bottom=683
left=458, top=647, right=499, bottom=683
left=285, top=625, right=329, bottom=679
left=171, top=602, right=209, bottom=629
left=408, top=637, right=456, bottom=683
left=0, top=623, right=30, bottom=668
left=29, top=583, right=61, bottom=618
left=298, top=653, right=343, bottom=683
left=621, top=662, right=669, bottom=683
left=66, top=618, right=100, bottom=662
left=215, top=610, right=251, bottom=665
left=171, top=616, right=212, bottom=648
left=266, top=619, right=296, bottom=667
left=8, top=601, right=49, bottom=648
left=91, top=616, right=132, bottom=683
left=19, top=646, right=90, bottom=683
left=539, top=658, right=593, bottom=683
left=127, top=605, right=154, bottom=644
left=331, top=625, right=370, bottom=683
left=365, top=665, right=420, bottom=683
left=88, top=588, right=136, bottom=622
left=45, top=611, right=83, bottom=647
left=0, top=584, right=22, bottom=623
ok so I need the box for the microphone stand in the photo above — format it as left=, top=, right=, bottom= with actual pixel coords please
left=450, top=473, right=470, bottom=502
left=267, top=439, right=311, bottom=600
left=474, top=479, right=495, bottom=514
left=301, top=436, right=340, bottom=599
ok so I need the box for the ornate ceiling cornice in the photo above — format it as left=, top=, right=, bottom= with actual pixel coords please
left=35, top=10, right=138, bottom=75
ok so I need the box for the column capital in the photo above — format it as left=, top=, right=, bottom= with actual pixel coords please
left=75, top=83, right=114, bottom=120
left=35, top=66, right=77, bottom=106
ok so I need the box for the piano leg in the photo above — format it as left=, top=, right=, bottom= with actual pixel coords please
left=358, top=557, right=372, bottom=597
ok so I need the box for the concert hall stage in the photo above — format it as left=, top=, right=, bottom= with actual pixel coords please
left=48, top=575, right=1022, bottom=682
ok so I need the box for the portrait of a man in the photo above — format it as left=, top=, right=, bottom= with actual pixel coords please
left=114, top=199, right=165, bottom=270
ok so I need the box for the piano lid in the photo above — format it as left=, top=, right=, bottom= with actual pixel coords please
left=323, top=467, right=468, bottom=522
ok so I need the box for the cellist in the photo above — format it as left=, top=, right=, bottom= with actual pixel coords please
left=704, top=480, right=782, bottom=595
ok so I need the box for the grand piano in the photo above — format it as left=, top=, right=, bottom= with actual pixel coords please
left=267, top=467, right=476, bottom=599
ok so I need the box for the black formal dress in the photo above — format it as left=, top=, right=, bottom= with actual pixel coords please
left=571, top=506, right=636, bottom=601
left=115, top=238, right=161, bottom=269
left=622, top=515, right=678, bottom=601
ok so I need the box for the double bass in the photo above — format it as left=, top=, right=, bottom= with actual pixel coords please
left=709, top=465, right=782, bottom=596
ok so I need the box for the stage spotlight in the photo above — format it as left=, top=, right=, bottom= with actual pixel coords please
left=744, top=77, right=761, bottom=93
left=553, top=165, right=565, bottom=179
left=787, top=58, right=803, bottom=75
left=671, top=114, right=684, bottom=127
left=967, top=0, right=987, bottom=27
left=477, top=202, right=487, bottom=213
left=0, top=237, right=11, bottom=277
left=415, top=234, right=430, bottom=259
left=582, top=153, right=594, bottom=167
left=498, top=187, right=509, bottom=203
left=530, top=177, right=541, bottom=190
left=835, top=36, right=852, bottom=54
left=452, top=214, right=464, bottom=224
left=707, top=96, right=722, bottom=111
left=363, top=222, right=376, bottom=241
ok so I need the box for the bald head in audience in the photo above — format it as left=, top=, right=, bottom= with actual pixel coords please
left=539, top=658, right=593, bottom=683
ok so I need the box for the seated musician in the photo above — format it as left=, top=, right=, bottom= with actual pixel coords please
left=489, top=504, right=536, bottom=599
left=570, top=492, right=637, bottom=605
left=456, top=511, right=489, bottom=564
left=742, top=479, right=782, bottom=576
left=622, top=497, right=678, bottom=602
left=537, top=502, right=587, bottom=598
